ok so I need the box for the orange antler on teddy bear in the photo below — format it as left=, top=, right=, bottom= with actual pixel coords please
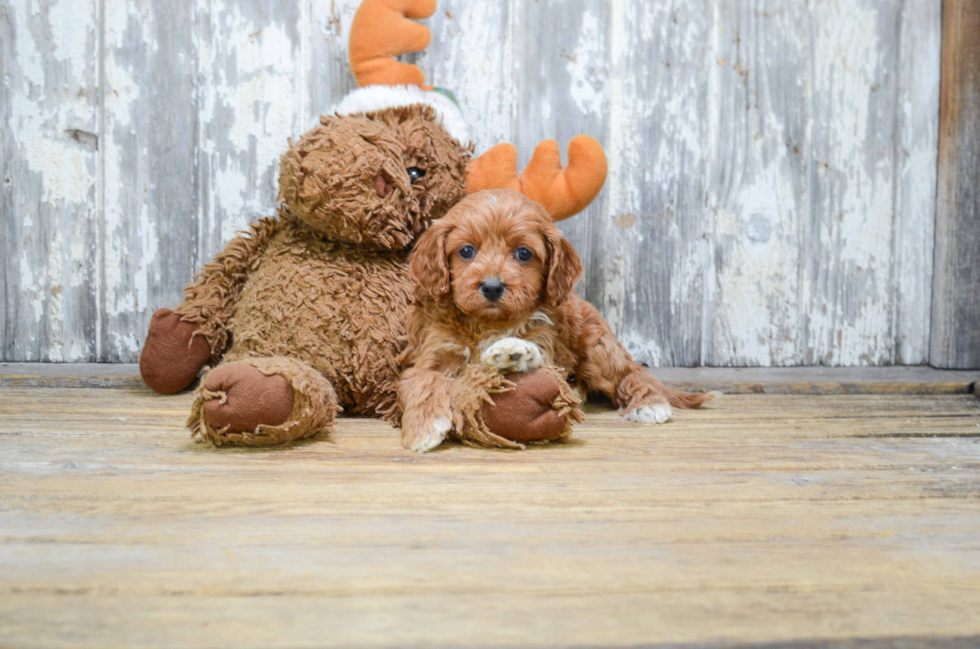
left=467, top=136, right=608, bottom=222
left=349, top=0, right=436, bottom=88
left=138, top=0, right=608, bottom=450
left=349, top=0, right=608, bottom=222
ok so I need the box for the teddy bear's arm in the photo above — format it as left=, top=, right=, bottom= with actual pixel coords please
left=140, top=218, right=281, bottom=394
left=172, top=217, right=281, bottom=358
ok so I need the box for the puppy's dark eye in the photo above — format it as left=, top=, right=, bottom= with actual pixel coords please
left=458, top=245, right=476, bottom=260
left=515, top=247, right=533, bottom=262
left=407, top=167, right=426, bottom=182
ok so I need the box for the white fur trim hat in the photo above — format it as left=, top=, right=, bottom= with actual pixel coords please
left=331, top=85, right=470, bottom=145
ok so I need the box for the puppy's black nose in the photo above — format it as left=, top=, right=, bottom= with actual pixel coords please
left=480, top=279, right=506, bottom=303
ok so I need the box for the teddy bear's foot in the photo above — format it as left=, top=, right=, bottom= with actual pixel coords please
left=483, top=367, right=583, bottom=444
left=449, top=365, right=583, bottom=449
left=139, top=308, right=212, bottom=394
left=202, top=363, right=295, bottom=433
left=187, top=356, right=339, bottom=447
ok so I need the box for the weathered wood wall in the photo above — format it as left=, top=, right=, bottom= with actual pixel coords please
left=0, top=0, right=944, bottom=366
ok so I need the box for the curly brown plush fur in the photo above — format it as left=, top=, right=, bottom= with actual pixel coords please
left=140, top=104, right=470, bottom=445
left=278, top=107, right=470, bottom=251
left=173, top=217, right=281, bottom=364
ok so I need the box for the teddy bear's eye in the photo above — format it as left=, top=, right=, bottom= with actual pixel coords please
left=407, top=167, right=426, bottom=182
left=458, top=245, right=476, bottom=260
left=515, top=247, right=533, bottom=262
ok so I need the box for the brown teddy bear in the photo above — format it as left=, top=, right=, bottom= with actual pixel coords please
left=138, top=0, right=607, bottom=449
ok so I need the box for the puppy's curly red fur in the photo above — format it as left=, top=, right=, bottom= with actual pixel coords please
left=398, top=189, right=713, bottom=451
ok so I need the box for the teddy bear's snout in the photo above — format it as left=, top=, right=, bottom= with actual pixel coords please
left=374, top=171, right=393, bottom=198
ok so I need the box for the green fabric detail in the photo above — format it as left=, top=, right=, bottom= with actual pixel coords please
left=426, top=87, right=460, bottom=110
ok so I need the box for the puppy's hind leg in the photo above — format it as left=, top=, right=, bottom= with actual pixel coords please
left=614, top=362, right=716, bottom=424
left=569, top=297, right=714, bottom=424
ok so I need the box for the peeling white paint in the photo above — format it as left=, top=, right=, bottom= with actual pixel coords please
left=45, top=226, right=65, bottom=361
left=701, top=1, right=805, bottom=367
left=9, top=0, right=93, bottom=208
left=5, top=0, right=99, bottom=361
left=805, top=0, right=894, bottom=365
left=566, top=10, right=607, bottom=117
left=620, top=329, right=664, bottom=368
left=707, top=162, right=801, bottom=365
left=102, top=33, right=146, bottom=321
left=111, top=331, right=141, bottom=355
left=420, top=0, right=516, bottom=152
left=199, top=0, right=304, bottom=245
left=597, top=0, right=631, bottom=336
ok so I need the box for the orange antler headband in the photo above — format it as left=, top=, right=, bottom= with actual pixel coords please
left=466, top=136, right=608, bottom=222
left=345, top=0, right=608, bottom=221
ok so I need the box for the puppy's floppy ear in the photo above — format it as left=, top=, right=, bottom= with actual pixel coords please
left=543, top=223, right=584, bottom=307
left=410, top=220, right=453, bottom=301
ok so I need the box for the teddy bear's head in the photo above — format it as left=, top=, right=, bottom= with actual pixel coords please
left=278, top=104, right=469, bottom=251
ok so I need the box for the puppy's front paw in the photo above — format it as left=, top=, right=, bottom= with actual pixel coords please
left=480, top=337, right=543, bottom=373
left=624, top=404, right=673, bottom=424
left=402, top=416, right=452, bottom=453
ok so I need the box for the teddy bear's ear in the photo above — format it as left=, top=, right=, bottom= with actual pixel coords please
left=466, top=135, right=608, bottom=222
left=348, top=0, right=436, bottom=88
left=409, top=219, right=453, bottom=301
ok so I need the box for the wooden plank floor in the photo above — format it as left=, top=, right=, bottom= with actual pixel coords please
left=1, top=373, right=979, bottom=648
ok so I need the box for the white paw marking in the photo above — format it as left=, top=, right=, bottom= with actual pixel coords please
left=624, top=404, right=673, bottom=424
left=409, top=417, right=451, bottom=453
left=480, top=337, right=543, bottom=372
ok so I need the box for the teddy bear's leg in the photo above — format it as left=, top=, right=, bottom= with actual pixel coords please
left=187, top=356, right=339, bottom=447
left=140, top=218, right=281, bottom=394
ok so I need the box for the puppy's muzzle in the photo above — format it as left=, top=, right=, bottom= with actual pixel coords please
left=480, top=279, right=506, bottom=303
